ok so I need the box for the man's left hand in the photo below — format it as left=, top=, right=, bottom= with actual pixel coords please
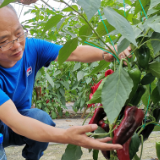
left=103, top=46, right=132, bottom=64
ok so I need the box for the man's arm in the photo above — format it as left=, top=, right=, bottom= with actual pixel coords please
left=55, top=45, right=131, bottom=63
left=0, top=100, right=122, bottom=150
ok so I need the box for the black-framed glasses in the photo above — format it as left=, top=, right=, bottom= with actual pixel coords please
left=0, top=25, right=28, bottom=52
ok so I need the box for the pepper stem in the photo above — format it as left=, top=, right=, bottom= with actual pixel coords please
left=121, top=58, right=132, bottom=70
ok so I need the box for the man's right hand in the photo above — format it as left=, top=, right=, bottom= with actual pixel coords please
left=64, top=124, right=123, bottom=151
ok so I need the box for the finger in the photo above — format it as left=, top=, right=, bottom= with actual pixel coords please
left=97, top=137, right=112, bottom=143
left=100, top=143, right=123, bottom=151
left=127, top=46, right=131, bottom=52
left=83, top=137, right=123, bottom=151
left=105, top=53, right=114, bottom=62
left=124, top=49, right=132, bottom=58
left=78, top=124, right=98, bottom=134
left=119, top=52, right=125, bottom=59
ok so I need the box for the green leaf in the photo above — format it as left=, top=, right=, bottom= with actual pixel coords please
left=60, top=88, right=65, bottom=96
left=89, top=61, right=110, bottom=75
left=148, top=23, right=160, bottom=33
left=142, top=84, right=156, bottom=107
left=151, top=32, right=160, bottom=54
left=103, top=7, right=137, bottom=46
left=79, top=25, right=92, bottom=41
left=77, top=71, right=84, bottom=81
left=94, top=126, right=107, bottom=138
left=134, top=0, right=150, bottom=15
left=73, top=62, right=81, bottom=71
left=117, top=37, right=130, bottom=54
left=102, top=65, right=133, bottom=124
left=151, top=86, right=160, bottom=104
left=60, top=96, right=66, bottom=105
left=42, top=14, right=63, bottom=34
left=149, top=0, right=160, bottom=9
left=62, top=5, right=79, bottom=12
left=80, top=97, right=85, bottom=108
left=129, top=134, right=141, bottom=160
left=57, top=18, right=66, bottom=30
left=0, top=0, right=15, bottom=8
left=157, top=79, right=160, bottom=95
left=51, top=111, right=57, bottom=119
left=148, top=61, right=160, bottom=78
left=133, top=154, right=141, bottom=160
left=58, top=38, right=78, bottom=66
left=61, top=81, right=70, bottom=90
left=46, top=73, right=54, bottom=88
left=61, top=144, right=82, bottom=160
left=54, top=70, right=61, bottom=76
left=93, top=150, right=99, bottom=160
left=77, top=0, right=101, bottom=21
left=96, top=20, right=115, bottom=37
left=86, top=78, right=92, bottom=84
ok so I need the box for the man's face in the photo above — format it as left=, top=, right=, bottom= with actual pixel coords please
left=0, top=7, right=25, bottom=68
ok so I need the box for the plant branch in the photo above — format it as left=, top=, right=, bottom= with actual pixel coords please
left=139, top=135, right=143, bottom=160
left=139, top=28, right=151, bottom=46
left=126, top=39, right=160, bottom=59
left=41, top=0, right=54, bottom=10
left=60, top=0, right=118, bottom=59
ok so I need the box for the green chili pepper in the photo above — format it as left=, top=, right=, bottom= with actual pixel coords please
left=156, top=142, right=160, bottom=160
left=130, top=85, right=146, bottom=106
left=126, top=65, right=141, bottom=105
left=140, top=119, right=155, bottom=141
left=140, top=108, right=160, bottom=141
left=134, top=45, right=150, bottom=69
left=153, top=108, right=160, bottom=122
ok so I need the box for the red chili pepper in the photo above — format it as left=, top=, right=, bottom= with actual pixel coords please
left=116, top=137, right=131, bottom=160
left=92, top=79, right=103, bottom=94
left=101, top=150, right=110, bottom=159
left=87, top=93, right=95, bottom=108
left=98, top=120, right=109, bottom=132
left=105, top=69, right=114, bottom=77
left=89, top=107, right=106, bottom=125
left=46, top=99, right=49, bottom=104
left=113, top=106, right=144, bottom=145
left=88, top=69, right=114, bottom=108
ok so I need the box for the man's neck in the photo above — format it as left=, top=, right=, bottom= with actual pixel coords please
left=0, top=61, right=18, bottom=68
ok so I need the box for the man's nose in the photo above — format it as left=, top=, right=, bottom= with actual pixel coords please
left=11, top=39, right=21, bottom=50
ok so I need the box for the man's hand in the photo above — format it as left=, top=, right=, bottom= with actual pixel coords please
left=103, top=45, right=132, bottom=64
left=64, top=124, right=122, bottom=151
left=17, top=0, right=37, bottom=5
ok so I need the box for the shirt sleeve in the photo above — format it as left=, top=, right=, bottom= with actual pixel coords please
left=30, top=38, right=63, bottom=70
left=0, top=89, right=10, bottom=106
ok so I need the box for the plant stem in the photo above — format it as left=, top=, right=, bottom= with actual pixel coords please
left=139, top=135, right=143, bottom=160
left=109, top=116, right=119, bottom=159
left=60, top=0, right=118, bottom=59
left=41, top=0, right=54, bottom=10
left=122, top=58, right=131, bottom=70
left=109, top=123, right=114, bottom=159
left=137, top=121, right=155, bottom=135
left=139, top=28, right=151, bottom=46
left=125, top=38, right=160, bottom=60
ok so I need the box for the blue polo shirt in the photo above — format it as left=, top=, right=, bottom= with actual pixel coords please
left=0, top=38, right=62, bottom=111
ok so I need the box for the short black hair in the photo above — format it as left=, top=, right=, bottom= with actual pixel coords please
left=0, top=0, right=17, bottom=15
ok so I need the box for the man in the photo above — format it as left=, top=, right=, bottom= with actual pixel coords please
left=0, top=2, right=131, bottom=160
